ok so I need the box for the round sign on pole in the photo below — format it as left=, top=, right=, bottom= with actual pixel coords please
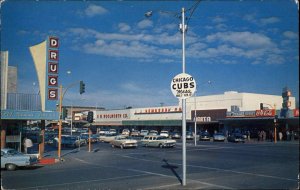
left=171, top=73, right=196, bottom=99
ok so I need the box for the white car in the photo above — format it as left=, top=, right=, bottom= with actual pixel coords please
left=141, top=135, right=176, bottom=148
left=110, top=135, right=138, bottom=149
left=160, top=131, right=169, bottom=138
left=140, top=130, right=149, bottom=137
left=1, top=148, right=38, bottom=171
left=99, top=133, right=117, bottom=143
left=121, top=129, right=130, bottom=136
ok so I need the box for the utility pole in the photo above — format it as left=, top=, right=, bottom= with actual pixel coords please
left=181, top=7, right=187, bottom=186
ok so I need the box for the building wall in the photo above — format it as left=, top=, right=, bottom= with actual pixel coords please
left=1, top=51, right=8, bottom=110
left=187, top=91, right=295, bottom=112
left=7, top=66, right=17, bottom=93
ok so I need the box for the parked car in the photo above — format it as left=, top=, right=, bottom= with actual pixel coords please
left=80, top=133, right=99, bottom=143
left=121, top=129, right=130, bottom=136
left=78, top=128, right=89, bottom=133
left=53, top=135, right=85, bottom=148
left=1, top=148, right=38, bottom=171
left=99, top=129, right=109, bottom=135
left=170, top=131, right=181, bottom=139
left=99, top=133, right=117, bottom=143
left=200, top=131, right=211, bottom=141
left=160, top=131, right=169, bottom=138
left=149, top=130, right=158, bottom=136
left=109, top=129, right=117, bottom=135
left=140, top=130, right=149, bottom=137
left=213, top=133, right=226, bottom=142
left=110, top=135, right=138, bottom=149
left=130, top=130, right=140, bottom=137
left=186, top=131, right=194, bottom=140
left=141, top=135, right=176, bottom=148
left=227, top=133, right=246, bottom=143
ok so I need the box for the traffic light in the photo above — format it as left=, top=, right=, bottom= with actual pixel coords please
left=79, top=81, right=85, bottom=94
left=62, top=107, right=68, bottom=119
left=87, top=111, right=94, bottom=123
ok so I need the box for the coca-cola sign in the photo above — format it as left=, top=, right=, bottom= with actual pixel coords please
left=255, top=109, right=276, bottom=117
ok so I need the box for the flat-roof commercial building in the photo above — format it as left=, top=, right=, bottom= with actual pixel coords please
left=91, top=91, right=298, bottom=138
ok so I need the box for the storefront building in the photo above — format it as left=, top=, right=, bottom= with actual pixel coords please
left=91, top=90, right=298, bottom=136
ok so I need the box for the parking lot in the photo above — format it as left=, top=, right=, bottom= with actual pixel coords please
left=1, top=139, right=299, bottom=190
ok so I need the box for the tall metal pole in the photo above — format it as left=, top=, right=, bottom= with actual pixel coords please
left=181, top=7, right=187, bottom=186
left=58, top=84, right=63, bottom=159
left=71, top=104, right=73, bottom=136
left=274, top=104, right=277, bottom=143
left=194, top=91, right=197, bottom=146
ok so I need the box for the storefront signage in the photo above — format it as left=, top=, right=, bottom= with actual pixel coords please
left=47, top=37, right=59, bottom=101
left=226, top=111, right=256, bottom=118
left=255, top=109, right=275, bottom=117
left=0, top=110, right=59, bottom=120
left=196, top=117, right=211, bottom=122
left=97, top=113, right=128, bottom=119
left=171, top=73, right=196, bottom=99
left=135, top=107, right=182, bottom=115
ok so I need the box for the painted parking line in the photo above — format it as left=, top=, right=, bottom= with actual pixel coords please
left=19, top=173, right=150, bottom=190
left=73, top=157, right=234, bottom=189
left=119, top=154, right=297, bottom=182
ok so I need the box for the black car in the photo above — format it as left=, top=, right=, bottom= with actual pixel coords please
left=199, top=131, right=210, bottom=141
left=227, top=133, right=246, bottom=143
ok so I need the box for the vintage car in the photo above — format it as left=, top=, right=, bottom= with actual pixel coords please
left=199, top=131, right=211, bottom=141
left=53, top=135, right=85, bottom=148
left=186, top=131, right=194, bottom=140
left=121, top=129, right=130, bottom=136
left=159, top=131, right=169, bottom=138
left=80, top=133, right=99, bottom=143
left=141, top=135, right=176, bottom=148
left=148, top=130, right=158, bottom=136
left=1, top=148, right=38, bottom=171
left=227, top=133, right=246, bottom=143
left=110, top=135, right=138, bottom=149
left=130, top=130, right=140, bottom=137
left=170, top=131, right=181, bottom=139
left=213, top=133, right=226, bottom=142
left=140, top=130, right=149, bottom=137
left=99, top=133, right=117, bottom=143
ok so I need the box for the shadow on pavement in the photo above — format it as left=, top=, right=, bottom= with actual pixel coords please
left=161, top=159, right=182, bottom=184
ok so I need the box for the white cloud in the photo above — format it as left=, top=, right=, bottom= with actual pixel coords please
left=67, top=27, right=285, bottom=66
left=260, top=17, right=280, bottom=25
left=118, top=23, right=131, bottom=33
left=206, top=31, right=275, bottom=49
left=137, top=19, right=153, bottom=29
left=283, top=31, right=298, bottom=39
left=84, top=4, right=108, bottom=17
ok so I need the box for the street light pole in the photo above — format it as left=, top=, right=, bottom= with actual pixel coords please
left=58, top=85, right=63, bottom=159
left=180, top=7, right=187, bottom=186
left=194, top=90, right=197, bottom=147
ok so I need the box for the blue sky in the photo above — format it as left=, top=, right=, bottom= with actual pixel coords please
left=1, top=0, right=299, bottom=109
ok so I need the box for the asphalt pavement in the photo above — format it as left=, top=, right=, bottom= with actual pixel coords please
left=1, top=139, right=299, bottom=190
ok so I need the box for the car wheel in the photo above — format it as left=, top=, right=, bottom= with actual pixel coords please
left=159, top=144, right=163, bottom=148
left=6, top=164, right=17, bottom=171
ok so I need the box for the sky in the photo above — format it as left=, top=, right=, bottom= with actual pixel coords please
left=1, top=0, right=299, bottom=109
